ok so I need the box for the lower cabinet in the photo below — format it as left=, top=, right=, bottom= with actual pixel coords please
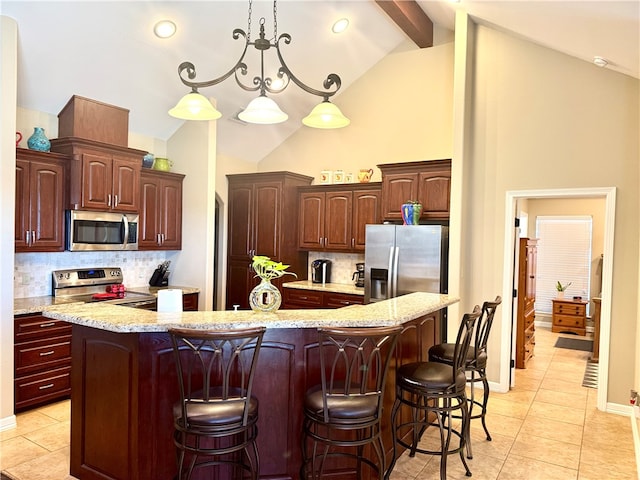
left=14, top=314, right=72, bottom=411
left=182, top=292, right=199, bottom=311
left=282, top=288, right=363, bottom=309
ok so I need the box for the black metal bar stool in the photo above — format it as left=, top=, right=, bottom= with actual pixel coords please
left=169, top=326, right=266, bottom=480
left=428, top=296, right=502, bottom=458
left=300, top=325, right=402, bottom=479
left=385, top=306, right=481, bottom=480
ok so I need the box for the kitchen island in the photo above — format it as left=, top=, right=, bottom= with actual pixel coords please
left=43, top=292, right=458, bottom=480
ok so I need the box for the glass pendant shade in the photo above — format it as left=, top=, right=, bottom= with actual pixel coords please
left=302, top=101, right=350, bottom=129
left=238, top=95, right=288, bottom=124
left=168, top=92, right=222, bottom=120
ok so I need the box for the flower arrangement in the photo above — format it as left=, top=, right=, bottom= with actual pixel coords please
left=556, top=281, right=572, bottom=292
left=252, top=255, right=297, bottom=281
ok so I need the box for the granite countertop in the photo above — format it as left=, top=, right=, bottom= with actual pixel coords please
left=42, top=292, right=458, bottom=333
left=282, top=280, right=364, bottom=296
left=14, top=285, right=201, bottom=316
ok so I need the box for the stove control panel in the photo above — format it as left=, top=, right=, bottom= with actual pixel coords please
left=52, top=267, right=123, bottom=289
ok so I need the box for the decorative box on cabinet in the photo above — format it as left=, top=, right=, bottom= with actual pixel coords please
left=516, top=238, right=538, bottom=369
left=282, top=288, right=364, bottom=309
left=378, top=159, right=451, bottom=221
left=15, top=148, right=67, bottom=252
left=139, top=169, right=184, bottom=250
left=226, top=171, right=313, bottom=310
left=50, top=137, right=145, bottom=213
left=552, top=299, right=587, bottom=336
left=14, top=314, right=72, bottom=411
left=298, top=183, right=382, bottom=252
left=58, top=95, right=129, bottom=146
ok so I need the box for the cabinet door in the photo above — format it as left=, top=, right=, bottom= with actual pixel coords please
left=352, top=189, right=381, bottom=251
left=159, top=177, right=183, bottom=250
left=81, top=153, right=111, bottom=210
left=228, top=184, right=254, bottom=261
left=15, top=159, right=30, bottom=249
left=418, top=170, right=450, bottom=219
left=226, top=259, right=255, bottom=310
left=381, top=172, right=418, bottom=220
left=324, top=191, right=352, bottom=251
left=138, top=176, right=161, bottom=249
left=29, top=159, right=65, bottom=251
left=298, top=192, right=325, bottom=250
left=253, top=182, right=281, bottom=259
left=111, top=155, right=140, bottom=212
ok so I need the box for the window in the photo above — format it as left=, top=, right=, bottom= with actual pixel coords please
left=534, top=216, right=592, bottom=314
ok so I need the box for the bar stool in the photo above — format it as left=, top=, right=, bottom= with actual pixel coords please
left=300, top=325, right=402, bottom=480
left=385, top=306, right=481, bottom=480
left=169, top=326, right=266, bottom=480
left=428, top=296, right=502, bottom=458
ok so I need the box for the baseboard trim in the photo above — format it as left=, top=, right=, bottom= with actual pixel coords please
left=0, top=414, right=16, bottom=432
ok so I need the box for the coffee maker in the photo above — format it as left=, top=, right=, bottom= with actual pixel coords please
left=311, top=259, right=332, bottom=284
left=352, top=262, right=365, bottom=288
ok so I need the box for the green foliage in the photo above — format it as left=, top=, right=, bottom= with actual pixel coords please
left=556, top=281, right=572, bottom=292
left=252, top=256, right=297, bottom=281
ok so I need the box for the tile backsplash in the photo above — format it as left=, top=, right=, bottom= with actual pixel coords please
left=14, top=251, right=174, bottom=298
left=308, top=252, right=365, bottom=285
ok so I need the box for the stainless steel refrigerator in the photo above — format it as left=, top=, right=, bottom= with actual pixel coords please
left=364, top=224, right=448, bottom=304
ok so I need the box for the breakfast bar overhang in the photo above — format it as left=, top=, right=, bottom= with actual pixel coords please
left=43, top=292, right=458, bottom=480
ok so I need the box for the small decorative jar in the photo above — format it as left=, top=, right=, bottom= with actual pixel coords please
left=401, top=201, right=422, bottom=225
left=27, top=127, right=51, bottom=152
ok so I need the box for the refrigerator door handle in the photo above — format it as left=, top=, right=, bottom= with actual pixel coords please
left=387, top=246, right=395, bottom=299
left=392, top=246, right=400, bottom=297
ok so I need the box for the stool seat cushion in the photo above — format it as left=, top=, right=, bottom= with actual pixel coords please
left=397, top=361, right=467, bottom=392
left=428, top=344, right=487, bottom=369
left=173, top=387, right=258, bottom=429
left=304, top=385, right=378, bottom=423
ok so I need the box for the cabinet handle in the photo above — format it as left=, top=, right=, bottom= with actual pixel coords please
left=157, top=233, right=161, bottom=245
left=108, top=194, right=112, bottom=207
left=25, top=230, right=30, bottom=245
left=114, top=195, right=119, bottom=207
left=351, top=238, right=355, bottom=248
left=39, top=322, right=55, bottom=328
left=39, top=350, right=55, bottom=356
left=39, top=383, right=54, bottom=390
left=299, top=296, right=308, bottom=300
left=319, top=237, right=323, bottom=247
left=32, top=231, right=36, bottom=245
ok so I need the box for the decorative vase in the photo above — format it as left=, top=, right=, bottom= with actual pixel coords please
left=249, top=279, right=282, bottom=313
left=27, top=127, right=51, bottom=152
left=557, top=291, right=565, bottom=299
left=401, top=202, right=422, bottom=225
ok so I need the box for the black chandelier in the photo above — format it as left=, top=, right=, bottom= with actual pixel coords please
left=168, top=0, right=350, bottom=128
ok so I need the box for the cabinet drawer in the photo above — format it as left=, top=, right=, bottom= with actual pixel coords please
left=14, top=366, right=71, bottom=411
left=183, top=293, right=199, bottom=311
left=524, top=327, right=535, bottom=345
left=283, top=289, right=323, bottom=308
left=553, top=302, right=586, bottom=316
left=553, top=314, right=585, bottom=328
left=15, top=315, right=71, bottom=342
left=324, top=293, right=364, bottom=308
left=15, top=336, right=71, bottom=375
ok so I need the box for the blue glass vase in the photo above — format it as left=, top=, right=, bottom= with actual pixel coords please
left=401, top=202, right=422, bottom=225
left=27, top=127, right=51, bottom=152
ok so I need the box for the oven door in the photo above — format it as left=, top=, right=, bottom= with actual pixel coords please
left=66, top=210, right=138, bottom=251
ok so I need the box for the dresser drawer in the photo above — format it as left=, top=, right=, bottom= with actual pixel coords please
left=15, top=335, right=72, bottom=376
left=15, top=314, right=71, bottom=342
left=553, top=314, right=585, bottom=328
left=553, top=302, right=586, bottom=316
left=14, top=366, right=71, bottom=411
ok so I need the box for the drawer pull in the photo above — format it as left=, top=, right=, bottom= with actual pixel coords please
left=299, top=296, right=308, bottom=300
left=39, top=322, right=56, bottom=328
left=39, top=350, right=55, bottom=356
left=39, top=383, right=55, bottom=390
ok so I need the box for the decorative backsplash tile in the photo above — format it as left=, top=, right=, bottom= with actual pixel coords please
left=308, top=252, right=365, bottom=286
left=14, top=251, right=173, bottom=298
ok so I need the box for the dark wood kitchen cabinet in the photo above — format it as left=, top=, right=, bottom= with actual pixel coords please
left=139, top=169, right=184, bottom=250
left=298, top=183, right=381, bottom=252
left=15, top=148, right=67, bottom=252
left=378, top=159, right=451, bottom=221
left=516, top=237, right=538, bottom=369
left=51, top=137, right=145, bottom=213
left=14, top=313, right=72, bottom=411
left=282, top=288, right=364, bottom=309
left=226, top=171, right=313, bottom=309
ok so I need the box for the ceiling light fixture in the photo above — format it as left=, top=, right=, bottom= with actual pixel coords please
left=168, top=0, right=350, bottom=128
left=332, top=18, right=349, bottom=34
left=593, top=56, right=608, bottom=68
left=154, top=20, right=176, bottom=39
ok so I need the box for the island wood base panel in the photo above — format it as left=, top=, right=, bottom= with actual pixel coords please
left=70, top=314, right=440, bottom=479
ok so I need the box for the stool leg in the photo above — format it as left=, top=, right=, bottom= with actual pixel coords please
left=481, top=370, right=492, bottom=441
left=466, top=371, right=475, bottom=459
left=438, top=398, right=450, bottom=480
left=384, top=397, right=401, bottom=480
left=458, top=394, right=472, bottom=477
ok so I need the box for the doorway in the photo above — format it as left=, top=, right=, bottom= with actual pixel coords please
left=502, top=187, right=616, bottom=412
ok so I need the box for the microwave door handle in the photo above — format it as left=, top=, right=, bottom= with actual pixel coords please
left=122, top=215, right=129, bottom=248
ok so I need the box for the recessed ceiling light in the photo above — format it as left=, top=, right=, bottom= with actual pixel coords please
left=593, top=56, right=608, bottom=68
left=332, top=18, right=349, bottom=34
left=154, top=20, right=176, bottom=39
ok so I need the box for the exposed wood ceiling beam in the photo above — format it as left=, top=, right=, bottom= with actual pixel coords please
left=374, top=0, right=433, bottom=48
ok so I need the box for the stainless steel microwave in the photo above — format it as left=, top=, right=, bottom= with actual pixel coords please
left=66, top=210, right=139, bottom=251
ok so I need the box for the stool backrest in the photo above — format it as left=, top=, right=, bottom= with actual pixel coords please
left=317, top=325, right=402, bottom=423
left=474, top=296, right=502, bottom=356
left=452, top=306, right=482, bottom=377
left=169, top=326, right=266, bottom=427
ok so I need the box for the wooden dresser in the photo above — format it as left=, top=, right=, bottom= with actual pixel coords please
left=552, top=298, right=588, bottom=336
left=516, top=238, right=537, bottom=369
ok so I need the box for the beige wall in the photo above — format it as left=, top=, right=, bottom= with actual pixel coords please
left=467, top=24, right=639, bottom=405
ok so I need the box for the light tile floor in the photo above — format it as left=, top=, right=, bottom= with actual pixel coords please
left=0, top=327, right=637, bottom=479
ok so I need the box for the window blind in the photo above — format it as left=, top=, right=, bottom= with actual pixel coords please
left=534, top=216, right=592, bottom=315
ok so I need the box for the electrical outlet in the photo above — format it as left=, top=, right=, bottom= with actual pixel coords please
left=630, top=389, right=638, bottom=405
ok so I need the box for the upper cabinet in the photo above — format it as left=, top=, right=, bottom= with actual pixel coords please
left=378, top=159, right=451, bottom=221
left=15, top=148, right=67, bottom=252
left=51, top=137, right=145, bottom=213
left=139, top=170, right=184, bottom=250
left=298, top=183, right=382, bottom=252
